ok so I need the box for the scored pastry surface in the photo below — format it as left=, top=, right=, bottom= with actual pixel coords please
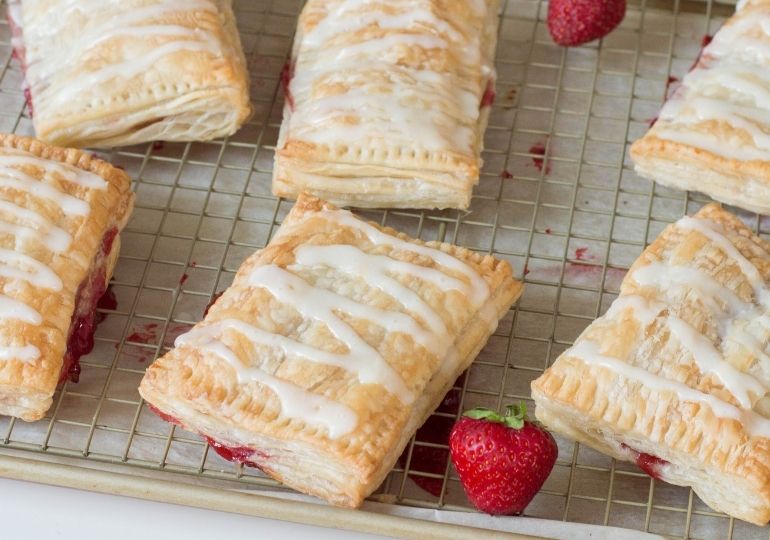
left=139, top=193, right=522, bottom=507
left=532, top=203, right=770, bottom=525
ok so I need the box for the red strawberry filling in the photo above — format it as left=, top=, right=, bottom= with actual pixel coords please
left=480, top=78, right=495, bottom=108
left=147, top=405, right=264, bottom=469
left=620, top=443, right=669, bottom=480
left=6, top=1, right=33, bottom=116
left=280, top=59, right=295, bottom=111
left=60, top=227, right=119, bottom=383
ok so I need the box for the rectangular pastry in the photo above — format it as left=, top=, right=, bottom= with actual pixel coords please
left=532, top=204, right=770, bottom=525
left=7, top=0, right=251, bottom=148
left=0, top=134, right=134, bottom=421
left=630, top=1, right=770, bottom=214
left=272, top=0, right=500, bottom=210
left=139, top=193, right=522, bottom=507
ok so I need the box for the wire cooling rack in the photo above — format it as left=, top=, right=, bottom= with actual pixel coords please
left=1, top=0, right=765, bottom=538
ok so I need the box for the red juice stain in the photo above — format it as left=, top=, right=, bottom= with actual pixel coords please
left=127, top=323, right=159, bottom=345
left=204, top=291, right=225, bottom=317
left=204, top=436, right=263, bottom=469
left=480, top=78, right=495, bottom=108
left=179, top=273, right=189, bottom=285
left=162, top=322, right=193, bottom=349
left=688, top=35, right=713, bottom=72
left=397, top=373, right=466, bottom=496
left=148, top=404, right=182, bottom=426
left=574, top=247, right=590, bottom=261
left=147, top=405, right=263, bottom=468
left=523, top=264, right=530, bottom=276
left=529, top=141, right=551, bottom=174
left=60, top=227, right=119, bottom=383
left=621, top=443, right=669, bottom=480
left=280, top=59, right=296, bottom=110
left=152, top=141, right=164, bottom=151
left=501, top=169, right=513, bottom=179
left=545, top=228, right=552, bottom=234
left=664, top=75, right=679, bottom=99
left=95, top=285, right=118, bottom=324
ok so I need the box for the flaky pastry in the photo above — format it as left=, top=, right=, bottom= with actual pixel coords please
left=532, top=204, right=770, bottom=525
left=630, top=1, right=770, bottom=214
left=7, top=0, right=251, bottom=148
left=272, top=0, right=500, bottom=210
left=140, top=193, right=522, bottom=507
left=0, top=134, right=134, bottom=421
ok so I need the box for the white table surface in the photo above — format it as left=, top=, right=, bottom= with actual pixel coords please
left=0, top=477, right=390, bottom=539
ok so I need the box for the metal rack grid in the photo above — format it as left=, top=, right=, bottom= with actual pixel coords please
left=0, top=0, right=763, bottom=538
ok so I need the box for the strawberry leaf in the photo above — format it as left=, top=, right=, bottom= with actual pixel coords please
left=463, top=407, right=504, bottom=423
left=502, top=402, right=527, bottom=430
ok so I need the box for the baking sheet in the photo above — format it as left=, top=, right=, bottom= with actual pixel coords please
left=0, top=1, right=764, bottom=539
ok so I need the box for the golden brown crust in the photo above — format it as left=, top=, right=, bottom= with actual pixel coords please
left=629, top=3, right=770, bottom=214
left=272, top=0, right=500, bottom=209
left=140, top=193, right=522, bottom=507
left=19, top=0, right=251, bottom=148
left=532, top=203, right=770, bottom=525
left=0, top=134, right=134, bottom=421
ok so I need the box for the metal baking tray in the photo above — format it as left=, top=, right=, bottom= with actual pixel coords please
left=1, top=1, right=761, bottom=539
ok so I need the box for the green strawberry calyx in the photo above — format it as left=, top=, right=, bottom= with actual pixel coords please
left=462, top=402, right=527, bottom=430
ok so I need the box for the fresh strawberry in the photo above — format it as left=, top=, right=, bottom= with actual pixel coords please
left=547, top=0, right=627, bottom=47
left=449, top=403, right=557, bottom=515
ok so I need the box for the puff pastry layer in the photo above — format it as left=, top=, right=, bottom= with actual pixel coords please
left=532, top=204, right=770, bottom=525
left=272, top=0, right=500, bottom=210
left=139, top=193, right=522, bottom=507
left=0, top=134, right=134, bottom=421
left=8, top=0, right=251, bottom=148
left=630, top=1, right=770, bottom=214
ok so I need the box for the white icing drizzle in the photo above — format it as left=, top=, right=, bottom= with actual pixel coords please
left=0, top=166, right=90, bottom=216
left=604, top=294, right=664, bottom=326
left=323, top=209, right=490, bottom=306
left=569, top=340, right=770, bottom=439
left=289, top=0, right=491, bottom=153
left=593, top=213, right=770, bottom=424
left=0, top=248, right=62, bottom=290
left=0, top=294, right=41, bottom=325
left=0, top=344, right=40, bottom=363
left=0, top=200, right=72, bottom=253
left=179, top=316, right=407, bottom=408
left=0, top=154, right=107, bottom=190
left=172, top=207, right=493, bottom=432
left=666, top=315, right=767, bottom=407
left=25, top=0, right=223, bottom=109
left=175, top=332, right=358, bottom=439
left=603, top=293, right=767, bottom=407
left=248, top=264, right=423, bottom=402
left=294, top=243, right=461, bottom=335
left=653, top=6, right=770, bottom=161
left=0, top=149, right=100, bottom=363
left=305, top=4, right=466, bottom=51
left=677, top=217, right=770, bottom=303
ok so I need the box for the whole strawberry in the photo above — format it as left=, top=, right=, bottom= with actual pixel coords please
left=449, top=403, right=557, bottom=515
left=547, top=0, right=627, bottom=47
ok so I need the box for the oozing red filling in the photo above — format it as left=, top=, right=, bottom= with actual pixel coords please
left=280, top=59, right=295, bottom=111
left=59, top=227, right=119, bottom=383
left=147, top=405, right=264, bottom=468
left=6, top=4, right=33, bottom=116
left=621, top=443, right=669, bottom=480
left=203, top=291, right=224, bottom=317
left=480, top=78, right=495, bottom=108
